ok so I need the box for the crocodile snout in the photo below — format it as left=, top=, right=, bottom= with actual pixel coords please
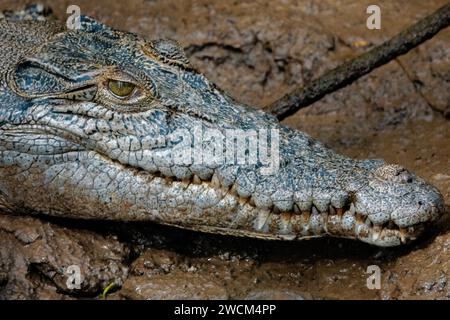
left=349, top=163, right=446, bottom=246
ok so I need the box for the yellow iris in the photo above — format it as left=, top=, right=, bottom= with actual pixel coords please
left=108, top=80, right=136, bottom=97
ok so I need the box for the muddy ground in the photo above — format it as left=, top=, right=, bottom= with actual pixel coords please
left=0, top=0, right=449, bottom=299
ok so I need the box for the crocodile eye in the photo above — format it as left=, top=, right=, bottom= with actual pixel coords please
left=107, top=80, right=136, bottom=98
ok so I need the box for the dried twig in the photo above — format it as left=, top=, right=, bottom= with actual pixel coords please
left=265, top=3, right=450, bottom=120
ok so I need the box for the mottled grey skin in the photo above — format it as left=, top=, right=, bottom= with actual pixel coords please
left=0, top=14, right=445, bottom=247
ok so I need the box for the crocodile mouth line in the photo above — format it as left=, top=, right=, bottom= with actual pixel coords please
left=318, top=205, right=431, bottom=244
left=286, top=201, right=437, bottom=245
left=158, top=204, right=433, bottom=246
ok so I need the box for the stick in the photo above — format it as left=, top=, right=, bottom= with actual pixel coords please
left=265, top=3, right=450, bottom=120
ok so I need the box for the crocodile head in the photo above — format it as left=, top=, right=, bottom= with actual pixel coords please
left=0, top=16, right=445, bottom=246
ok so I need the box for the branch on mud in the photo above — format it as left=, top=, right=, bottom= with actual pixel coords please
left=265, top=3, right=450, bottom=121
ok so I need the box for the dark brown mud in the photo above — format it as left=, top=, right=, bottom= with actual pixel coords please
left=0, top=0, right=449, bottom=299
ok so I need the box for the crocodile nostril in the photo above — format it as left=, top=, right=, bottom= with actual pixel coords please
left=374, top=164, right=405, bottom=180
left=418, top=201, right=423, bottom=206
left=374, top=164, right=416, bottom=184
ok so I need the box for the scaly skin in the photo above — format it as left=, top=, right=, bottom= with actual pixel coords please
left=0, top=13, right=445, bottom=247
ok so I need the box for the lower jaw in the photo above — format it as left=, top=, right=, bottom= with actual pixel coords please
left=167, top=206, right=429, bottom=247
left=163, top=219, right=425, bottom=248
left=292, top=212, right=429, bottom=247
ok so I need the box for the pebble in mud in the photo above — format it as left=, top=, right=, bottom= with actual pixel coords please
left=14, top=227, right=41, bottom=244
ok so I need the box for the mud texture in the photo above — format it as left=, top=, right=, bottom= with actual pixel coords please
left=0, top=0, right=449, bottom=300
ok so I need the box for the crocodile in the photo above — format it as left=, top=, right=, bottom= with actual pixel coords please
left=0, top=10, right=445, bottom=247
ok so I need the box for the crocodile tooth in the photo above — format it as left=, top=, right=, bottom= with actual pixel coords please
left=302, top=210, right=311, bottom=222
left=372, top=232, right=380, bottom=241
left=349, top=203, right=356, bottom=215
left=229, top=184, right=238, bottom=196
left=329, top=205, right=336, bottom=215
left=399, top=228, right=408, bottom=243
left=164, top=176, right=173, bottom=184
left=388, top=221, right=398, bottom=230
left=322, top=212, right=329, bottom=233
left=372, top=225, right=382, bottom=240
left=293, top=203, right=301, bottom=215
left=193, top=175, right=202, bottom=184
left=311, top=206, right=319, bottom=215
left=355, top=223, right=369, bottom=238
left=356, top=213, right=365, bottom=224
left=239, top=197, right=248, bottom=205
left=210, top=173, right=221, bottom=188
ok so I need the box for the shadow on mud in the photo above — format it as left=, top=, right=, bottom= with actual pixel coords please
left=28, top=206, right=450, bottom=267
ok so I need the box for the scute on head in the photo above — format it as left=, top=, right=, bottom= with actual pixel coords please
left=142, top=39, right=191, bottom=68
